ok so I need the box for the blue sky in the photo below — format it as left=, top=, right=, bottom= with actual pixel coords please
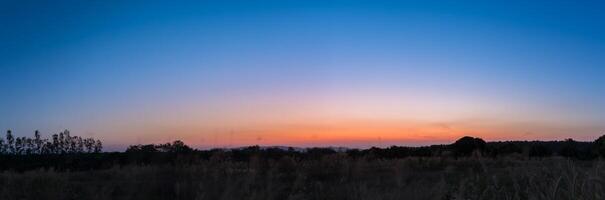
left=1, top=1, right=605, bottom=149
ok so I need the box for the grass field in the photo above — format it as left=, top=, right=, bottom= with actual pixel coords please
left=1, top=156, right=603, bottom=200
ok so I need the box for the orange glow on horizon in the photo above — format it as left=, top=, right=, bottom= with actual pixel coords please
left=94, top=117, right=602, bottom=150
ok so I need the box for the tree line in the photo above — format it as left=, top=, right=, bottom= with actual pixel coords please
left=0, top=130, right=102, bottom=155
left=122, top=134, right=605, bottom=161
left=447, top=136, right=605, bottom=159
left=2, top=129, right=605, bottom=172
left=3, top=129, right=605, bottom=160
left=126, top=140, right=193, bottom=153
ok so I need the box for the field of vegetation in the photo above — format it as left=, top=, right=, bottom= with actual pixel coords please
left=1, top=130, right=605, bottom=200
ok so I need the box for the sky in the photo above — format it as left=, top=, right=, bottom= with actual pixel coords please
left=1, top=1, right=605, bottom=150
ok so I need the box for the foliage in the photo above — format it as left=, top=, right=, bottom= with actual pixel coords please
left=529, top=144, right=552, bottom=158
left=451, top=136, right=486, bottom=156
left=0, top=130, right=102, bottom=155
left=594, top=134, right=605, bottom=157
left=126, top=140, right=192, bottom=153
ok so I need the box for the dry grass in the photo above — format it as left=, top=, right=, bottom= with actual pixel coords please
left=0, top=156, right=603, bottom=200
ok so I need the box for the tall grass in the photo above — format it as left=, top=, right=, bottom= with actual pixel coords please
left=0, top=157, right=603, bottom=200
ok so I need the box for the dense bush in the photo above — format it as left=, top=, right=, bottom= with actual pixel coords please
left=451, top=136, right=486, bottom=156
left=594, top=135, right=605, bottom=157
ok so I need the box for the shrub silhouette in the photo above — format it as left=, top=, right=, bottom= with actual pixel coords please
left=126, top=140, right=192, bottom=154
left=126, top=144, right=158, bottom=153
left=558, top=138, right=580, bottom=158
left=488, top=142, right=523, bottom=157
left=451, top=136, right=486, bottom=156
left=593, top=134, right=605, bottom=157
left=529, top=144, right=552, bottom=158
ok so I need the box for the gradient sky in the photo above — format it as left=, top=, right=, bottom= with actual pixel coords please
left=1, top=1, right=605, bottom=150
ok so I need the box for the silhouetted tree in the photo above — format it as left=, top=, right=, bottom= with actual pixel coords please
left=51, top=134, right=59, bottom=154
left=153, top=140, right=192, bottom=153
left=59, top=131, right=67, bottom=154
left=0, top=138, right=5, bottom=154
left=42, top=141, right=52, bottom=154
left=76, top=136, right=84, bottom=153
left=169, top=140, right=192, bottom=153
left=6, top=130, right=14, bottom=154
left=452, top=136, right=486, bottom=156
left=33, top=130, right=42, bottom=154
left=0, top=130, right=102, bottom=155
left=559, top=138, right=579, bottom=158
left=85, top=138, right=95, bottom=153
left=126, top=144, right=158, bottom=153
left=593, top=135, right=605, bottom=158
left=93, top=140, right=102, bottom=153
left=25, top=137, right=33, bottom=155
left=15, top=137, right=23, bottom=155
